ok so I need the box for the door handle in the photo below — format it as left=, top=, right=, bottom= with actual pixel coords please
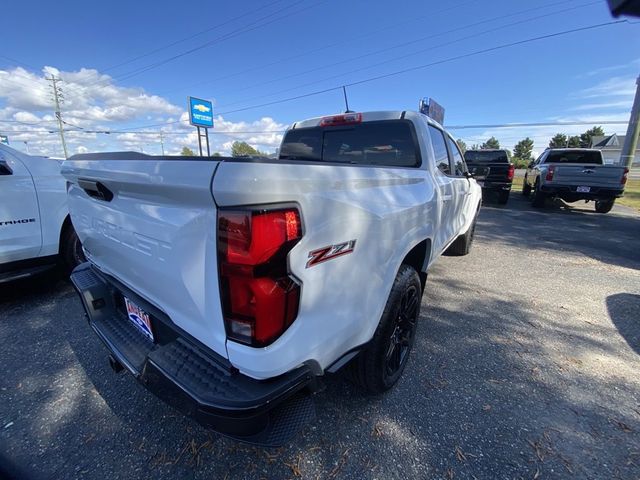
left=78, top=179, right=114, bottom=202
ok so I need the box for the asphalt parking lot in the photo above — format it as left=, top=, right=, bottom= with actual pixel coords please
left=1, top=194, right=639, bottom=480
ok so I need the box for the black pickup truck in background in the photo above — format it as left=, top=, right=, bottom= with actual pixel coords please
left=463, top=149, right=515, bottom=205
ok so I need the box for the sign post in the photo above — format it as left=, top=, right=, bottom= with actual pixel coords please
left=419, top=97, right=445, bottom=125
left=188, top=96, right=214, bottom=156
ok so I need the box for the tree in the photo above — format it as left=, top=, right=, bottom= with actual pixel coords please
left=481, top=137, right=500, bottom=149
left=549, top=133, right=567, bottom=148
left=470, top=144, right=480, bottom=150
left=212, top=152, right=221, bottom=157
left=579, top=126, right=605, bottom=147
left=181, top=146, right=195, bottom=156
left=231, top=141, right=264, bottom=157
left=456, top=139, right=467, bottom=154
left=567, top=135, right=581, bottom=147
left=513, top=137, right=534, bottom=163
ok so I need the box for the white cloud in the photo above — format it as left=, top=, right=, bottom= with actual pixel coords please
left=571, top=100, right=632, bottom=111
left=0, top=66, right=287, bottom=157
left=575, top=75, right=637, bottom=99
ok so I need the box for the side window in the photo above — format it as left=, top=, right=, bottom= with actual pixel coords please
left=428, top=125, right=450, bottom=175
left=447, top=137, right=467, bottom=176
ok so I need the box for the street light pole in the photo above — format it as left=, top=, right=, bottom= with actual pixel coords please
left=620, top=75, right=640, bottom=169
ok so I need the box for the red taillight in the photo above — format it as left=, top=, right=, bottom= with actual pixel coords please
left=622, top=167, right=629, bottom=186
left=319, top=112, right=362, bottom=127
left=545, top=165, right=555, bottom=182
left=507, top=164, right=515, bottom=181
left=218, top=207, right=302, bottom=347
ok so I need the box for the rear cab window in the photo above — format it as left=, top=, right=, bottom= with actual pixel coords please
left=544, top=150, right=603, bottom=165
left=279, top=120, right=421, bottom=167
left=463, top=150, right=509, bottom=163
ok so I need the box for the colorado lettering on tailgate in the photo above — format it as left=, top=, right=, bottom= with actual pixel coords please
left=91, top=217, right=171, bottom=262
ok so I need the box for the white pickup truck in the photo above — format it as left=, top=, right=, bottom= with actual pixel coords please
left=0, top=144, right=84, bottom=283
left=62, top=111, right=482, bottom=445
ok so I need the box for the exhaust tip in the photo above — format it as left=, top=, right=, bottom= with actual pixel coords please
left=108, top=355, right=124, bottom=374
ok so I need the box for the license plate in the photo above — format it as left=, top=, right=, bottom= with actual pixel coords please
left=576, top=186, right=591, bottom=193
left=124, top=297, right=154, bottom=341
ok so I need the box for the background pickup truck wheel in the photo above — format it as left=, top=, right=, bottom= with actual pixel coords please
left=61, top=225, right=86, bottom=274
left=348, top=265, right=421, bottom=394
left=522, top=179, right=531, bottom=197
left=497, top=190, right=510, bottom=205
left=595, top=199, right=615, bottom=214
left=531, top=180, right=546, bottom=208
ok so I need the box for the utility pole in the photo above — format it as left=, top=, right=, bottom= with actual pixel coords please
left=46, top=76, right=69, bottom=159
left=620, top=75, right=640, bottom=169
left=159, top=131, right=165, bottom=155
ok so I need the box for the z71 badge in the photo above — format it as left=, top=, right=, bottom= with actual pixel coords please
left=306, top=240, right=356, bottom=268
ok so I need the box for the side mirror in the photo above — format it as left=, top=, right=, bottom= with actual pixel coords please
left=527, top=162, right=535, bottom=169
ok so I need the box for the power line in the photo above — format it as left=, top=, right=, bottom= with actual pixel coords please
left=446, top=120, right=629, bottom=130
left=157, top=0, right=483, bottom=96
left=3, top=120, right=628, bottom=136
left=97, top=0, right=289, bottom=74
left=215, top=19, right=631, bottom=116
left=217, top=0, right=596, bottom=107
left=61, top=0, right=323, bottom=99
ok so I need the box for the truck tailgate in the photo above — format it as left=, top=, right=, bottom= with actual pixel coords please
left=61, top=157, right=227, bottom=358
left=552, top=165, right=625, bottom=187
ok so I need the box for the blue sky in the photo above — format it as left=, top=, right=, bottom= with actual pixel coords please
left=0, top=0, right=638, bottom=157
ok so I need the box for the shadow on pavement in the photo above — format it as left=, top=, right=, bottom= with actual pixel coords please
left=478, top=194, right=640, bottom=271
left=607, top=293, right=640, bottom=356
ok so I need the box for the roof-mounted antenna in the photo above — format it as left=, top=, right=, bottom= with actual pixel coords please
left=342, top=86, right=354, bottom=113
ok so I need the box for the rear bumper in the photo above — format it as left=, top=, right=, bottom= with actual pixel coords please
left=540, top=184, right=624, bottom=199
left=480, top=180, right=512, bottom=191
left=70, top=262, right=315, bottom=446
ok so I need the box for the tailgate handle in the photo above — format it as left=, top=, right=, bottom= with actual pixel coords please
left=78, top=179, right=114, bottom=202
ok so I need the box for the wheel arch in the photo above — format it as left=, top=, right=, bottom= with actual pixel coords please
left=400, top=238, right=431, bottom=293
left=58, top=215, right=73, bottom=255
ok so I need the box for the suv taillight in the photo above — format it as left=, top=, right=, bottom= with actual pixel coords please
left=507, top=164, right=515, bottom=181
left=545, top=165, right=556, bottom=182
left=218, top=207, right=302, bottom=347
left=622, top=167, right=629, bottom=186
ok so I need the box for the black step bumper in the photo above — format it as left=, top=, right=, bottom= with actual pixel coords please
left=70, top=263, right=315, bottom=446
left=540, top=184, right=624, bottom=199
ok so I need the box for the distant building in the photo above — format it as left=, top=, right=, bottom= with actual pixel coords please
left=589, top=134, right=639, bottom=165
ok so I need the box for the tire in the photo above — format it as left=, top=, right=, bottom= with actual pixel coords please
left=348, top=265, right=421, bottom=394
left=444, top=215, right=477, bottom=256
left=61, top=225, right=86, bottom=274
left=531, top=180, right=546, bottom=208
left=522, top=178, right=531, bottom=197
left=595, top=199, right=615, bottom=214
left=497, top=190, right=510, bottom=205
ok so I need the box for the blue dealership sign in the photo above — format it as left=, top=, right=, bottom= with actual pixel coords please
left=188, top=96, right=214, bottom=128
